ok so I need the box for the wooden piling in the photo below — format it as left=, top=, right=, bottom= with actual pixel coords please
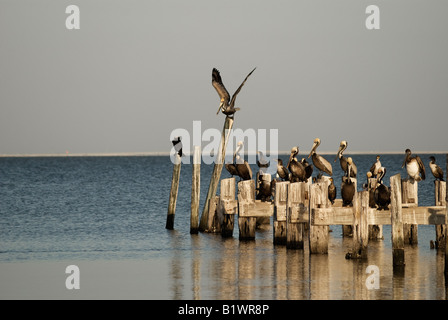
left=286, top=182, right=309, bottom=249
left=390, top=174, right=405, bottom=269
left=342, top=177, right=357, bottom=237
left=166, top=154, right=182, bottom=230
left=402, top=178, right=418, bottom=245
left=218, top=177, right=238, bottom=237
left=205, top=196, right=221, bottom=233
left=190, top=146, right=201, bottom=234
left=347, top=191, right=369, bottom=259
left=238, top=180, right=257, bottom=240
left=435, top=180, right=446, bottom=249
left=367, top=177, right=383, bottom=240
left=199, top=117, right=234, bottom=232
left=273, top=181, right=289, bottom=245
left=309, top=178, right=330, bottom=254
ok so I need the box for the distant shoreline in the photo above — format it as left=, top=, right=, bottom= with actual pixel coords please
left=1, top=151, right=446, bottom=157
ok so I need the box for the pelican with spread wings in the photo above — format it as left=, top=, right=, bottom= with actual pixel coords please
left=212, top=67, right=256, bottom=117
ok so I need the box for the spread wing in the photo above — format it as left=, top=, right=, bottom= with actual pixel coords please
left=229, top=67, right=256, bottom=107
left=415, top=155, right=426, bottom=180
left=212, top=68, right=230, bottom=105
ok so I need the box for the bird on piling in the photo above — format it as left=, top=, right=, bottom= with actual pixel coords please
left=257, top=151, right=270, bottom=174
left=374, top=167, right=391, bottom=210
left=363, top=172, right=377, bottom=208
left=341, top=157, right=355, bottom=207
left=370, top=155, right=382, bottom=178
left=275, top=159, right=290, bottom=181
left=287, top=147, right=307, bottom=182
left=328, top=177, right=336, bottom=205
left=233, top=141, right=253, bottom=181
left=402, top=148, right=426, bottom=182
left=429, top=156, right=444, bottom=182
left=256, top=174, right=272, bottom=201
left=301, top=158, right=313, bottom=182
left=171, top=137, right=183, bottom=157
left=212, top=67, right=256, bottom=118
left=335, top=140, right=357, bottom=178
left=308, top=138, right=332, bottom=179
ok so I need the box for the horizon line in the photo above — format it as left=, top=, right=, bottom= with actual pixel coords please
left=1, top=150, right=447, bottom=157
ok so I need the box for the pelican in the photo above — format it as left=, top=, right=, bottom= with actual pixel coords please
left=341, top=157, right=355, bottom=207
left=308, top=138, right=332, bottom=178
left=256, top=174, right=272, bottom=201
left=287, top=147, right=307, bottom=182
left=334, top=140, right=357, bottom=178
left=171, top=136, right=183, bottom=157
left=402, top=149, right=426, bottom=181
left=275, top=159, right=289, bottom=181
left=429, top=156, right=444, bottom=181
left=328, top=177, right=336, bottom=205
left=363, top=172, right=377, bottom=208
left=225, top=163, right=238, bottom=177
left=369, top=155, right=382, bottom=178
left=257, top=151, right=270, bottom=174
left=300, top=158, right=313, bottom=181
left=234, top=141, right=252, bottom=181
left=212, top=67, right=256, bottom=117
left=374, top=167, right=391, bottom=210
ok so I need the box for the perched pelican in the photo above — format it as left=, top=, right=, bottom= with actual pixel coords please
left=335, top=141, right=357, bottom=178
left=300, top=158, right=313, bottom=181
left=328, top=178, right=336, bottom=205
left=275, top=159, right=290, bottom=181
left=374, top=167, right=391, bottom=210
left=171, top=136, right=183, bottom=157
left=369, top=155, right=382, bottom=178
left=308, top=138, right=332, bottom=178
left=341, top=157, right=355, bottom=207
left=225, top=163, right=238, bottom=177
left=256, top=174, right=272, bottom=201
left=212, top=67, right=256, bottom=117
left=257, top=151, right=270, bottom=174
left=363, top=172, right=377, bottom=208
left=234, top=141, right=252, bottom=181
left=429, top=156, right=444, bottom=181
left=402, top=149, right=426, bottom=181
left=287, top=147, right=307, bottom=182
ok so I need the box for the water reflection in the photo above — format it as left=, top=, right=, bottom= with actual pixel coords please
left=168, top=224, right=447, bottom=300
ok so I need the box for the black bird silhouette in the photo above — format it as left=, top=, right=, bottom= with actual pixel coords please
left=171, top=137, right=183, bottom=157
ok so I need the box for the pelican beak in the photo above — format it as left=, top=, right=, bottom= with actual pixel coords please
left=401, top=156, right=406, bottom=168
left=335, top=146, right=343, bottom=162
left=287, top=153, right=293, bottom=168
left=308, top=143, right=316, bottom=159
left=216, top=102, right=223, bottom=115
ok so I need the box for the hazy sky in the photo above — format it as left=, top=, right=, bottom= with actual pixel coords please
left=1, top=0, right=447, bottom=155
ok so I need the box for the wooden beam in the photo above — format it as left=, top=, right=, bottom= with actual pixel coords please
left=199, top=116, right=234, bottom=232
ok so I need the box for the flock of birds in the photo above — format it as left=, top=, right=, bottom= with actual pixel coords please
left=209, top=67, right=445, bottom=210
left=224, top=139, right=445, bottom=210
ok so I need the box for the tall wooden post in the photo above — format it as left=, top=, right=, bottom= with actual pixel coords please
left=349, top=191, right=369, bottom=259
left=273, top=181, right=289, bottom=245
left=309, top=178, right=330, bottom=254
left=402, top=178, right=418, bottom=245
left=166, top=154, right=182, bottom=230
left=199, top=116, right=234, bottom=231
left=238, top=180, right=257, bottom=240
left=286, top=182, right=309, bottom=249
left=190, top=146, right=201, bottom=234
left=342, top=177, right=357, bottom=237
left=435, top=180, right=446, bottom=249
left=219, top=177, right=237, bottom=237
left=390, top=174, right=405, bottom=270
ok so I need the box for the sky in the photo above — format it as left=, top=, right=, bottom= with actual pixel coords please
left=1, top=0, right=447, bottom=155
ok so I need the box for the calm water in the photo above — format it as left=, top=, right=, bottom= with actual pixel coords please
left=0, top=154, right=447, bottom=299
